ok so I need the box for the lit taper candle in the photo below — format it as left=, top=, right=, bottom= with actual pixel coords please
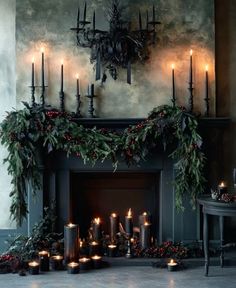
left=125, top=208, right=133, bottom=236
left=41, top=47, right=45, bottom=106
left=60, top=59, right=64, bottom=92
left=205, top=65, right=209, bottom=116
left=188, top=49, right=194, bottom=112
left=172, top=63, right=176, bottom=107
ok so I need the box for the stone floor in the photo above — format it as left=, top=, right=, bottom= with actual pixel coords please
left=0, top=266, right=236, bottom=288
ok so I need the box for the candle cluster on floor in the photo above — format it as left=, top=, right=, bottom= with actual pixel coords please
left=30, top=48, right=211, bottom=116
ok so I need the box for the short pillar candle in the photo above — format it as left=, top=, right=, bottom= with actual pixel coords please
left=38, top=251, right=49, bottom=271
left=64, top=223, right=80, bottom=264
left=89, top=241, right=100, bottom=256
left=79, top=257, right=91, bottom=272
left=108, top=244, right=117, bottom=257
left=50, top=255, right=64, bottom=271
left=28, top=261, right=40, bottom=275
left=91, top=255, right=102, bottom=269
left=167, top=259, right=178, bottom=271
left=67, top=262, right=80, bottom=274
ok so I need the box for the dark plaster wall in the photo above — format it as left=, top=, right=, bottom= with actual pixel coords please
left=16, top=0, right=215, bottom=117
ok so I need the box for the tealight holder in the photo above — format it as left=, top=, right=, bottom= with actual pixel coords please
left=50, top=255, right=64, bottom=271
left=79, top=257, right=91, bottom=272
left=67, top=262, right=80, bottom=274
left=91, top=255, right=102, bottom=269
left=108, top=244, right=117, bottom=257
left=38, top=251, right=49, bottom=271
left=167, top=259, right=178, bottom=272
left=28, top=261, right=40, bottom=275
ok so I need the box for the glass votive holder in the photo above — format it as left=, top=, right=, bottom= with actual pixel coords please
left=108, top=244, right=117, bottom=257
left=67, top=262, right=80, bottom=274
left=91, top=255, right=102, bottom=269
left=28, top=261, right=40, bottom=275
left=167, top=259, right=178, bottom=272
left=38, top=250, right=49, bottom=271
left=79, top=257, right=92, bottom=272
left=50, top=255, right=64, bottom=271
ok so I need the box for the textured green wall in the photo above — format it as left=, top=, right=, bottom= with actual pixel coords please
left=16, top=0, right=215, bottom=117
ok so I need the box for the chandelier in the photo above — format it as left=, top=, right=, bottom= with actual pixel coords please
left=71, top=0, right=161, bottom=84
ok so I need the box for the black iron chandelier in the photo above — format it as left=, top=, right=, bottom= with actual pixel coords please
left=71, top=0, right=161, bottom=84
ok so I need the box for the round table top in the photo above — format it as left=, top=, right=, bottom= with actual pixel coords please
left=198, top=195, right=236, bottom=207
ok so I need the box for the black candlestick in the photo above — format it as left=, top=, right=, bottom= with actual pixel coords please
left=76, top=78, right=81, bottom=117
left=86, top=84, right=96, bottom=117
left=188, top=50, right=194, bottom=112
left=31, top=59, right=36, bottom=106
left=204, top=66, right=209, bottom=117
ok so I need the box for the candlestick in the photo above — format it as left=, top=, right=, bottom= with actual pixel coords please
left=204, top=65, right=210, bottom=116
left=50, top=255, right=64, bottom=271
left=67, top=262, right=79, bottom=274
left=188, top=49, right=194, bottom=112
left=125, top=208, right=133, bottom=236
left=91, top=255, right=102, bottom=269
left=110, top=213, right=119, bottom=243
left=167, top=259, right=178, bottom=271
left=171, top=64, right=176, bottom=107
left=41, top=47, right=45, bottom=107
left=79, top=257, right=91, bottom=272
left=64, top=223, right=80, bottom=264
left=140, top=222, right=151, bottom=249
left=59, top=59, right=65, bottom=112
left=38, top=251, right=49, bottom=271
left=28, top=261, right=40, bottom=275
left=86, top=84, right=95, bottom=117
left=93, top=217, right=102, bottom=242
left=31, top=57, right=35, bottom=106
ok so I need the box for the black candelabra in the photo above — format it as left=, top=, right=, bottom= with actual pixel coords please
left=71, top=0, right=161, bottom=84
left=86, top=84, right=96, bottom=118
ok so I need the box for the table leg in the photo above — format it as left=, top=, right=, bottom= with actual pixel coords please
left=203, top=213, right=209, bottom=276
left=219, top=216, right=224, bottom=268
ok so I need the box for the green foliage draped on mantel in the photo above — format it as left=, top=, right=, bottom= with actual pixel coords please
left=0, top=103, right=206, bottom=226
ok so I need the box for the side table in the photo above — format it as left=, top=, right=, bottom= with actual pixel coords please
left=198, top=195, right=236, bottom=276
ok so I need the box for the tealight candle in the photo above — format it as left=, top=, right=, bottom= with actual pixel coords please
left=167, top=259, right=178, bottom=272
left=28, top=261, right=40, bottom=275
left=67, top=262, right=80, bottom=274
left=50, top=255, right=64, bottom=271
left=89, top=241, right=100, bottom=256
left=79, top=257, right=91, bottom=271
left=91, top=255, right=102, bottom=269
left=108, top=244, right=117, bottom=257
left=38, top=251, right=49, bottom=271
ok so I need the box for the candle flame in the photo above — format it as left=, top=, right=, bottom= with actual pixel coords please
left=32, top=56, right=35, bottom=63
left=41, top=47, right=44, bottom=53
left=79, top=257, right=90, bottom=262
left=61, top=59, right=64, bottom=65
left=92, top=255, right=101, bottom=260
left=130, top=238, right=134, bottom=243
left=76, top=73, right=79, bottom=79
left=144, top=222, right=150, bottom=226
left=171, top=63, right=175, bottom=70
left=52, top=255, right=63, bottom=260
left=219, top=181, right=225, bottom=188
left=205, top=64, right=209, bottom=72
left=94, top=217, right=100, bottom=224
left=190, top=49, right=193, bottom=56
left=91, top=241, right=98, bottom=246
left=39, top=251, right=49, bottom=256
left=170, top=259, right=174, bottom=264
left=108, top=244, right=117, bottom=248
left=28, top=261, right=39, bottom=267
left=111, top=213, right=117, bottom=217
left=68, top=223, right=75, bottom=228
left=127, top=208, right=132, bottom=217
left=143, top=212, right=147, bottom=216
left=68, top=262, right=79, bottom=267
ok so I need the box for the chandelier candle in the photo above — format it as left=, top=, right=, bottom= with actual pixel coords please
left=125, top=208, right=133, bottom=236
left=64, top=223, right=79, bottom=264
left=188, top=49, right=194, bottom=112
left=110, top=213, right=119, bottom=243
left=41, top=47, right=45, bottom=106
left=140, top=222, right=151, bottom=249
left=28, top=261, right=40, bottom=275
left=205, top=65, right=209, bottom=116
left=171, top=64, right=176, bottom=107
left=38, top=251, right=49, bottom=271
left=31, top=57, right=35, bottom=106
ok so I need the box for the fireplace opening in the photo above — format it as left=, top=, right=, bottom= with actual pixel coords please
left=70, top=172, right=160, bottom=239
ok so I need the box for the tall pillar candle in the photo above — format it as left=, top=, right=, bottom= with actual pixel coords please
left=125, top=208, right=133, bottom=236
left=140, top=222, right=151, bottom=249
left=64, top=223, right=79, bottom=264
left=110, top=213, right=119, bottom=243
left=38, top=251, right=49, bottom=271
left=93, top=218, right=102, bottom=241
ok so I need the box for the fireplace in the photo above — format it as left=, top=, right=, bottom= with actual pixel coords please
left=70, top=172, right=160, bottom=239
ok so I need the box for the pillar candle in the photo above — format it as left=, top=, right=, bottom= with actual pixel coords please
left=125, top=208, right=133, bottom=236
left=167, top=259, right=178, bottom=271
left=38, top=250, right=49, bottom=271
left=50, top=255, right=64, bottom=271
left=140, top=222, right=151, bottom=249
left=139, top=212, right=151, bottom=227
left=67, top=262, right=79, bottom=274
left=93, top=217, right=102, bottom=241
left=89, top=241, right=100, bottom=256
left=79, top=257, right=91, bottom=271
left=64, top=223, right=80, bottom=264
left=91, top=255, right=102, bottom=269
left=41, top=47, right=45, bottom=88
left=108, top=244, right=117, bottom=257
left=218, top=181, right=227, bottom=195
left=110, top=213, right=119, bottom=243
left=28, top=261, right=40, bottom=275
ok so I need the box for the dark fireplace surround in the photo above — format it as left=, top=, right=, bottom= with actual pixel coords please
left=22, top=117, right=228, bottom=243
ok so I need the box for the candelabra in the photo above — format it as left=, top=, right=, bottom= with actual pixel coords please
left=71, top=0, right=160, bottom=84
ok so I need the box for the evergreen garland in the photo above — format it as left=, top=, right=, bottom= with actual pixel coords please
left=0, top=103, right=206, bottom=226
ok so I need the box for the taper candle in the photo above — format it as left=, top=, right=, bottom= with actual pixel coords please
left=205, top=65, right=209, bottom=116
left=60, top=59, right=64, bottom=92
left=41, top=47, right=45, bottom=106
left=172, top=64, right=176, bottom=107
left=139, top=10, right=142, bottom=30
left=110, top=213, right=119, bottom=243
left=93, top=11, right=95, bottom=31
left=190, top=49, right=193, bottom=84
left=76, top=74, right=80, bottom=95
left=64, top=223, right=80, bottom=264
left=83, top=2, right=87, bottom=22
left=32, top=57, right=35, bottom=87
left=93, top=217, right=102, bottom=241
left=125, top=208, right=133, bottom=236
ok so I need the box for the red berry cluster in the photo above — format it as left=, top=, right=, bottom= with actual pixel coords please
left=0, top=254, right=15, bottom=263
left=45, top=111, right=61, bottom=118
